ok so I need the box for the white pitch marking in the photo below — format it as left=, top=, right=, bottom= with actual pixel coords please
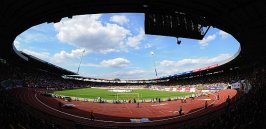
left=151, top=103, right=168, bottom=107
left=197, top=98, right=212, bottom=101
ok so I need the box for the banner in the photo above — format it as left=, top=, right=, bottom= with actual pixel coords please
left=231, top=82, right=241, bottom=89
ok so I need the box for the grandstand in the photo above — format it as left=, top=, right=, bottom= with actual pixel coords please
left=1, top=0, right=266, bottom=129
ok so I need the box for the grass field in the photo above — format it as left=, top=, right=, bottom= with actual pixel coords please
left=53, top=88, right=194, bottom=100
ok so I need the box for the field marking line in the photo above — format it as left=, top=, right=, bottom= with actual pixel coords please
left=151, top=103, right=168, bottom=107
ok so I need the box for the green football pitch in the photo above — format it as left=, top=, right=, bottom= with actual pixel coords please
left=53, top=88, right=194, bottom=100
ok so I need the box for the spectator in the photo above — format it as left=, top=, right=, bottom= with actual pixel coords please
left=90, top=111, right=95, bottom=121
left=179, top=106, right=183, bottom=116
left=205, top=100, right=208, bottom=109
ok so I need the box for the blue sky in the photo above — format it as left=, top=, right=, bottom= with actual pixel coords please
left=14, top=13, right=240, bottom=79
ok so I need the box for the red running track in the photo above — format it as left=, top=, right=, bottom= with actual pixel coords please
left=12, top=88, right=237, bottom=127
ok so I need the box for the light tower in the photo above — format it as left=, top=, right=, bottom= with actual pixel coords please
left=77, top=49, right=85, bottom=74
left=151, top=51, right=158, bottom=78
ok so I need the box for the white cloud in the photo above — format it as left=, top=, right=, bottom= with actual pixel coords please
left=127, top=28, right=145, bottom=49
left=88, top=69, right=152, bottom=79
left=160, top=54, right=231, bottom=67
left=111, top=69, right=148, bottom=79
left=22, top=49, right=51, bottom=60
left=199, top=34, right=216, bottom=46
left=127, top=69, right=146, bottom=75
left=100, top=58, right=130, bottom=68
left=158, top=54, right=232, bottom=76
left=144, top=43, right=152, bottom=48
left=113, top=69, right=145, bottom=76
left=78, top=57, right=133, bottom=69
left=22, top=48, right=90, bottom=65
left=54, top=14, right=131, bottom=54
left=19, top=32, right=52, bottom=43
left=79, top=63, right=101, bottom=67
left=110, top=15, right=129, bottom=25
left=218, top=30, right=229, bottom=39
left=51, top=49, right=89, bottom=63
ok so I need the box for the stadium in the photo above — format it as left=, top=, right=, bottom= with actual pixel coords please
left=0, top=0, right=266, bottom=129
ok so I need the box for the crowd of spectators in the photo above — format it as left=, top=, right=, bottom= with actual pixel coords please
left=187, top=66, right=266, bottom=129
left=0, top=60, right=65, bottom=129
left=0, top=86, right=63, bottom=129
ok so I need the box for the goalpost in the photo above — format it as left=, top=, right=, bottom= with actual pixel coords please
left=116, top=93, right=140, bottom=102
